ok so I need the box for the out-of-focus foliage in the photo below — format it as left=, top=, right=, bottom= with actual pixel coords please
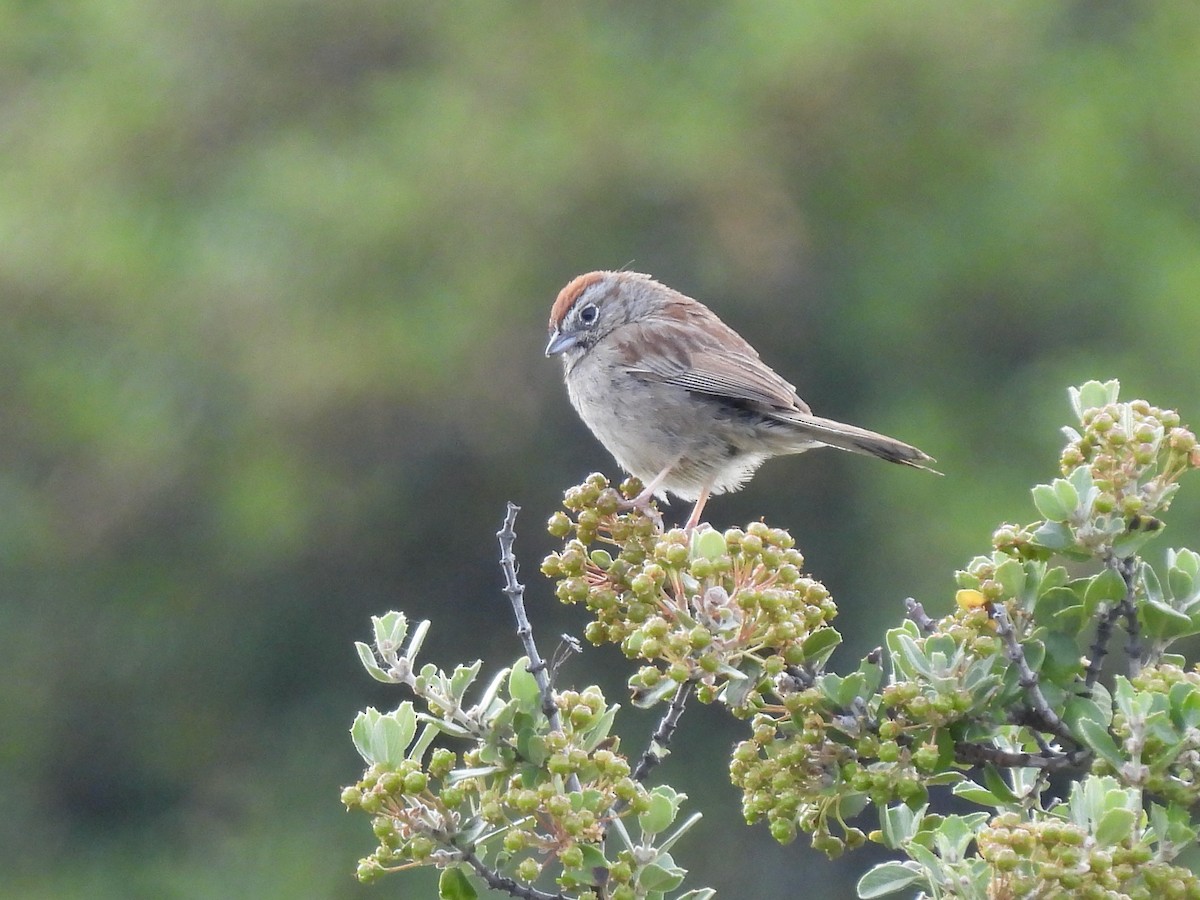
left=4, top=2, right=1200, bottom=897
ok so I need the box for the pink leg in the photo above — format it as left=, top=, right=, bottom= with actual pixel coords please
left=628, top=463, right=675, bottom=508
left=684, top=484, right=712, bottom=531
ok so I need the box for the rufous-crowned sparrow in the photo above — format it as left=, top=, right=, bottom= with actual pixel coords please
left=546, top=270, right=935, bottom=528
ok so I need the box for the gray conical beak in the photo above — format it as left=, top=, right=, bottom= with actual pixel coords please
left=545, top=330, right=577, bottom=356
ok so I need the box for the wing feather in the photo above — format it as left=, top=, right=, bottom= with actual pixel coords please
left=621, top=313, right=810, bottom=414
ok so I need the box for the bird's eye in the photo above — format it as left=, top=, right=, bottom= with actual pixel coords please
left=578, top=302, right=598, bottom=326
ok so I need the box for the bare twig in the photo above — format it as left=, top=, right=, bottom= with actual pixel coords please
left=953, top=740, right=1089, bottom=772
left=497, top=503, right=559, bottom=725
left=991, top=604, right=1072, bottom=742
left=905, top=598, right=937, bottom=634
left=448, top=834, right=573, bottom=900
left=631, top=680, right=694, bottom=784
left=1084, top=603, right=1121, bottom=691
left=497, top=503, right=581, bottom=794
left=1112, top=556, right=1143, bottom=676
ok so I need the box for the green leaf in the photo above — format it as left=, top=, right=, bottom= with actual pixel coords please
left=993, top=559, right=1027, bottom=600
left=349, top=704, right=415, bottom=767
left=934, top=814, right=989, bottom=859
left=721, top=659, right=762, bottom=709
left=892, top=633, right=933, bottom=679
left=1141, top=563, right=1164, bottom=606
left=638, top=677, right=686, bottom=709
left=1041, top=566, right=1070, bottom=592
left=879, top=803, right=924, bottom=849
left=1040, top=631, right=1083, bottom=683
left=1170, top=681, right=1200, bottom=729
left=798, top=627, right=842, bottom=667
left=835, top=672, right=865, bottom=710
left=857, top=862, right=925, bottom=898
left=855, top=656, right=884, bottom=697
left=1095, top=806, right=1138, bottom=846
left=639, top=786, right=685, bottom=835
left=1066, top=465, right=1095, bottom=500
left=1085, top=568, right=1127, bottom=612
left=580, top=703, right=618, bottom=751
left=1035, top=586, right=1085, bottom=633
left=1142, top=597, right=1196, bottom=641
left=409, top=722, right=439, bottom=763
left=1032, top=484, right=1070, bottom=521
left=1168, top=564, right=1195, bottom=604
left=1075, top=718, right=1124, bottom=770
left=516, top=718, right=548, bottom=766
left=838, top=792, right=870, bottom=820
left=577, top=844, right=609, bottom=870
left=507, top=658, right=542, bottom=710
left=691, top=528, right=727, bottom=561
left=1170, top=548, right=1200, bottom=579
left=350, top=708, right=381, bottom=764
left=1053, top=478, right=1080, bottom=517
left=449, top=660, right=482, bottom=700
left=1064, top=693, right=1112, bottom=732
left=982, top=764, right=1019, bottom=803
left=1150, top=802, right=1198, bottom=847
left=636, top=855, right=686, bottom=892
left=1072, top=380, right=1119, bottom=418
left=1022, top=639, right=1045, bottom=674
left=439, top=866, right=478, bottom=900
left=1030, top=521, right=1073, bottom=551
left=355, top=641, right=397, bottom=683
left=1113, top=521, right=1164, bottom=557
left=952, top=780, right=1001, bottom=807
left=902, top=841, right=941, bottom=876
left=819, top=673, right=844, bottom=707
left=378, top=703, right=417, bottom=767
left=372, top=611, right=409, bottom=650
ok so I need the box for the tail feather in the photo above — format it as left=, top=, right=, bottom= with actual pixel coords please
left=777, top=413, right=939, bottom=474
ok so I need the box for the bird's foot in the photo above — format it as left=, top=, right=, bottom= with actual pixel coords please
left=617, top=489, right=664, bottom=530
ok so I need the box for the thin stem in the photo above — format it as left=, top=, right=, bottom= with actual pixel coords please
left=631, top=680, right=694, bottom=784
left=953, top=740, right=1089, bottom=772
left=1084, top=603, right=1121, bottom=691
left=497, top=503, right=559, bottom=725
left=1112, top=556, right=1143, bottom=676
left=448, top=834, right=573, bottom=900
left=905, top=598, right=937, bottom=635
left=497, top=504, right=581, bottom=794
left=991, top=604, right=1073, bottom=743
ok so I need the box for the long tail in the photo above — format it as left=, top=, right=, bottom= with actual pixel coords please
left=778, top=413, right=939, bottom=473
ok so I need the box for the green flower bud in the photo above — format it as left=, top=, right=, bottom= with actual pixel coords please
left=769, top=817, right=797, bottom=844
left=548, top=512, right=573, bottom=538
left=558, top=845, right=584, bottom=869
left=516, top=857, right=541, bottom=883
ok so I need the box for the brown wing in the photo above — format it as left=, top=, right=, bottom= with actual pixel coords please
left=618, top=305, right=811, bottom=414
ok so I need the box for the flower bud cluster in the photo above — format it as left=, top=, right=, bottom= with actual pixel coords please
left=1065, top=399, right=1198, bottom=521
left=542, top=474, right=836, bottom=709
left=1101, top=665, right=1200, bottom=807
left=729, top=710, right=870, bottom=856
left=342, top=679, right=651, bottom=890
left=988, top=521, right=1043, bottom=561
left=978, top=811, right=1196, bottom=898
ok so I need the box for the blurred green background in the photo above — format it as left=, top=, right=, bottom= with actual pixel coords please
left=5, top=2, right=1200, bottom=897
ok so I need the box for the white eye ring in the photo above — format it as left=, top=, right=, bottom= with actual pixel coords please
left=578, top=302, right=598, bottom=326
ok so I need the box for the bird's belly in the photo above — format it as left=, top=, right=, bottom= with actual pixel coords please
left=565, top=369, right=793, bottom=500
